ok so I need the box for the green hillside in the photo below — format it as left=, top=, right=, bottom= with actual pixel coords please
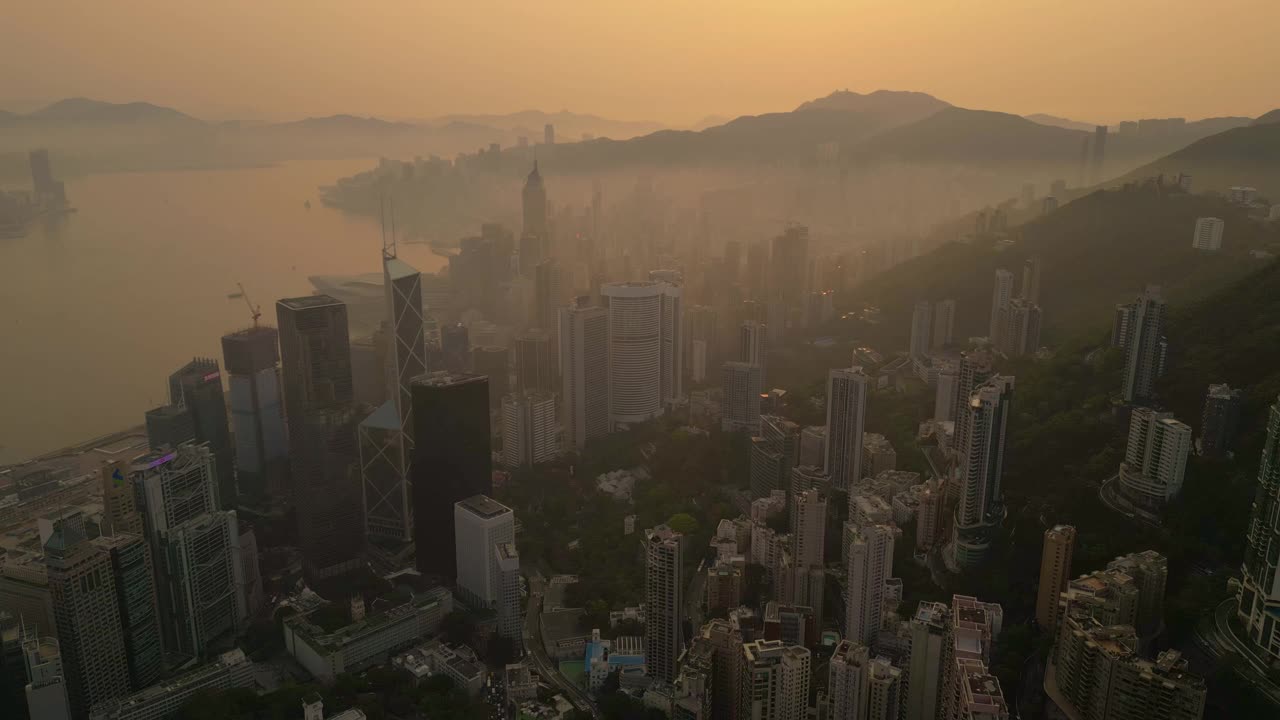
left=850, top=181, right=1280, bottom=346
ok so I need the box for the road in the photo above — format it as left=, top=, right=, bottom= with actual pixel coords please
left=1193, top=598, right=1280, bottom=707
left=524, top=572, right=600, bottom=718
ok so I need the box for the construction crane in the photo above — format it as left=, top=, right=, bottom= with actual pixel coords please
left=236, top=282, right=262, bottom=327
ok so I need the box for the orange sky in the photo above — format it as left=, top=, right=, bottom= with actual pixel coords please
left=4, top=1, right=1277, bottom=124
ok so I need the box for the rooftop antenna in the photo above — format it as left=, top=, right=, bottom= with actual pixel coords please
left=389, top=198, right=398, bottom=258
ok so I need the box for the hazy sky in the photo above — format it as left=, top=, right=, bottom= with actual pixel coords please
left=4, top=1, right=1277, bottom=125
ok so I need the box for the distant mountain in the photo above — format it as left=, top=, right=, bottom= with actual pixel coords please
left=1025, top=113, right=1098, bottom=132
left=690, top=114, right=730, bottom=131
left=17, top=97, right=202, bottom=126
left=429, top=110, right=664, bottom=141
left=1112, top=121, right=1280, bottom=195
left=794, top=89, right=950, bottom=120
left=1252, top=109, right=1280, bottom=126
left=854, top=183, right=1279, bottom=345
left=848, top=107, right=1088, bottom=168
left=257, top=114, right=420, bottom=133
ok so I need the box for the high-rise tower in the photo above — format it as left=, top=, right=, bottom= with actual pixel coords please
left=644, top=525, right=684, bottom=683
left=559, top=299, right=609, bottom=449
left=826, top=367, right=869, bottom=490
left=1118, top=285, right=1168, bottom=404
left=221, top=326, right=289, bottom=500
left=1239, top=399, right=1280, bottom=664
left=411, top=373, right=493, bottom=580
left=168, top=359, right=236, bottom=509
left=952, top=376, right=1014, bottom=569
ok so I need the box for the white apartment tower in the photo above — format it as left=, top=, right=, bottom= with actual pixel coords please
left=1119, top=407, right=1192, bottom=509
left=845, top=523, right=896, bottom=647
left=740, top=320, right=769, bottom=383
left=1192, top=217, right=1224, bottom=251
left=559, top=300, right=609, bottom=449
left=829, top=640, right=902, bottom=720
left=739, top=640, right=811, bottom=720
left=910, top=300, right=932, bottom=359
left=1118, top=285, right=1168, bottom=404
left=502, top=391, right=558, bottom=467
left=988, top=269, right=1015, bottom=346
left=952, top=376, right=1014, bottom=569
left=644, top=525, right=684, bottom=683
left=932, top=299, right=956, bottom=350
left=454, top=496, right=516, bottom=610
left=601, top=281, right=682, bottom=428
left=826, top=367, right=869, bottom=490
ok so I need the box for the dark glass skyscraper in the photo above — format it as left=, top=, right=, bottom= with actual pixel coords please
left=221, top=326, right=289, bottom=501
left=411, top=372, right=492, bottom=580
left=515, top=329, right=555, bottom=394
left=168, top=358, right=236, bottom=509
left=276, top=295, right=362, bottom=578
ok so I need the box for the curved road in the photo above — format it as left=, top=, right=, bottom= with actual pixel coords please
left=1194, top=598, right=1280, bottom=706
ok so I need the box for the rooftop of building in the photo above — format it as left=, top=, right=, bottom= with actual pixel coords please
left=278, top=294, right=344, bottom=310
left=384, top=256, right=420, bottom=281
left=222, top=324, right=278, bottom=341
left=411, top=370, right=487, bottom=388
left=286, top=587, right=452, bottom=650
left=457, top=494, right=511, bottom=520
left=496, top=542, right=519, bottom=562
left=359, top=400, right=400, bottom=431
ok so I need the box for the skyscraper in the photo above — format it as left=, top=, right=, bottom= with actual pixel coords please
left=738, top=640, right=810, bottom=720
left=494, top=543, right=522, bottom=651
left=904, top=601, right=948, bottom=720
left=644, top=525, right=683, bottom=683
left=370, top=253, right=428, bottom=547
left=168, top=359, right=236, bottom=509
left=559, top=299, right=609, bottom=450
left=1238, top=395, right=1280, bottom=665
left=1034, top=525, right=1076, bottom=633
left=1020, top=257, right=1042, bottom=304
left=999, top=298, right=1041, bottom=357
left=521, top=162, right=548, bottom=270
left=453, top=495, right=515, bottom=610
left=221, top=326, right=288, bottom=501
left=1118, top=407, right=1192, bottom=509
left=721, top=362, right=762, bottom=433
left=770, top=224, right=810, bottom=315
left=515, top=329, right=556, bottom=395
left=909, top=300, right=932, bottom=359
left=829, top=640, right=901, bottom=720
left=92, top=533, right=162, bottom=691
left=1118, top=285, right=1168, bottom=404
left=440, top=323, right=471, bottom=373
left=358, top=401, right=412, bottom=544
left=534, top=258, right=564, bottom=333
left=749, top=415, right=800, bottom=498
left=130, top=445, right=247, bottom=657
left=601, top=281, right=682, bottom=427
left=143, top=405, right=194, bottom=452
left=952, top=376, right=1014, bottom=569
left=411, top=373, right=493, bottom=580
left=789, top=488, right=827, bottom=627
left=987, top=269, right=1015, bottom=347
left=739, top=321, right=768, bottom=383
left=276, top=295, right=354, bottom=481
left=845, top=522, right=895, bottom=647
left=683, top=305, right=717, bottom=384
left=44, top=526, right=131, bottom=718
left=825, top=367, right=869, bottom=490
left=472, top=346, right=510, bottom=410
left=932, top=299, right=955, bottom=350
left=502, top=391, right=558, bottom=467
left=1200, top=383, right=1243, bottom=458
